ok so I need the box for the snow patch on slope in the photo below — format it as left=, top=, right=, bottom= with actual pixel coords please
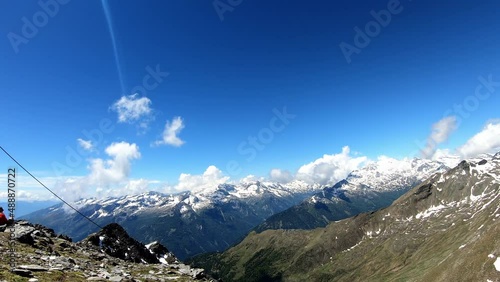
left=415, top=204, right=447, bottom=219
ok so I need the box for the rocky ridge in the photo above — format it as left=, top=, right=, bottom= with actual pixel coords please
left=0, top=221, right=213, bottom=282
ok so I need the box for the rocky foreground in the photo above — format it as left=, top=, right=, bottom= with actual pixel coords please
left=0, top=221, right=215, bottom=281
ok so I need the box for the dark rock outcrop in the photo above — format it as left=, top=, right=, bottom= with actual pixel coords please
left=82, top=223, right=159, bottom=264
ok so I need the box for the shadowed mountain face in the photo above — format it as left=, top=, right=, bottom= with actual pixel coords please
left=192, top=154, right=500, bottom=282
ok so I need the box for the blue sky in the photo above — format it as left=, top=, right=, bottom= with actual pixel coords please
left=1, top=0, right=500, bottom=200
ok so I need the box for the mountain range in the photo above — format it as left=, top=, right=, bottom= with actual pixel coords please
left=23, top=180, right=320, bottom=260
left=191, top=153, right=500, bottom=281
left=23, top=156, right=458, bottom=263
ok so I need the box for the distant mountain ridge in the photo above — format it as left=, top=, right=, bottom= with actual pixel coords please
left=23, top=180, right=321, bottom=260
left=255, top=157, right=450, bottom=231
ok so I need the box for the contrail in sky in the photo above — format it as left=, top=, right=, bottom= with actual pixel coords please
left=101, top=0, right=126, bottom=94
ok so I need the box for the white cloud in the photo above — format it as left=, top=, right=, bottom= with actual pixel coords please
left=295, top=146, right=368, bottom=186
left=429, top=148, right=461, bottom=168
left=239, top=174, right=264, bottom=184
left=101, top=178, right=155, bottom=198
left=0, top=189, right=52, bottom=202
left=150, top=147, right=368, bottom=194
left=54, top=177, right=87, bottom=203
left=170, top=147, right=366, bottom=191
left=111, top=94, right=152, bottom=124
left=0, top=173, right=60, bottom=201
left=269, top=169, right=293, bottom=183
left=154, top=116, right=185, bottom=147
left=421, top=116, right=457, bottom=158
left=53, top=142, right=142, bottom=203
left=458, top=121, right=500, bottom=158
left=88, top=142, right=141, bottom=186
left=77, top=138, right=93, bottom=151
left=175, top=165, right=229, bottom=193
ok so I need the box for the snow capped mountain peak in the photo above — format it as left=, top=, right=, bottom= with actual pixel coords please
left=450, top=153, right=500, bottom=181
left=342, top=157, right=448, bottom=193
left=193, top=180, right=320, bottom=202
